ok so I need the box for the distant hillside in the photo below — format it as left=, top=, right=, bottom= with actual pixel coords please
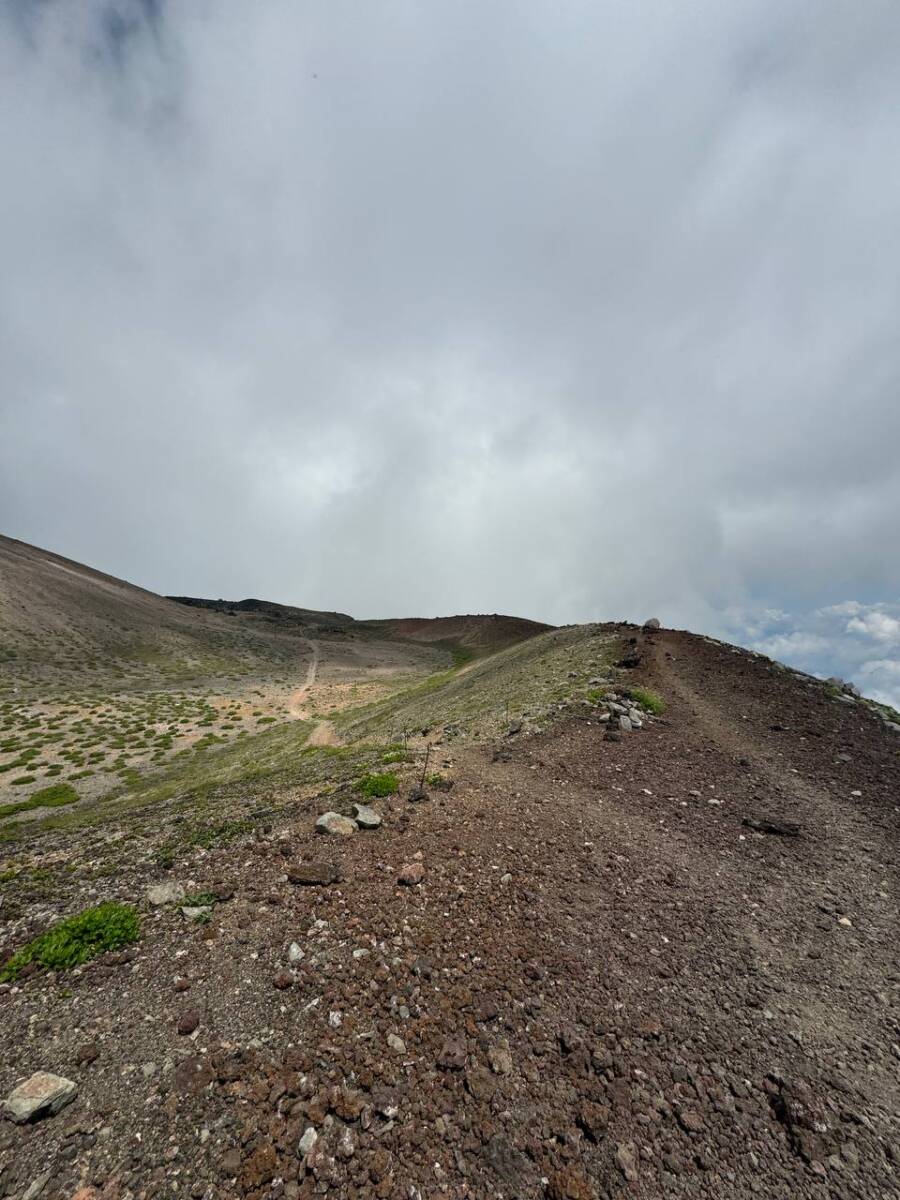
left=0, top=536, right=311, bottom=695
left=369, top=613, right=553, bottom=653
left=0, top=536, right=552, bottom=698
left=167, top=595, right=355, bottom=636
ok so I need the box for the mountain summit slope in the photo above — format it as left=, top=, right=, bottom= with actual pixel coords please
left=0, top=552, right=898, bottom=1199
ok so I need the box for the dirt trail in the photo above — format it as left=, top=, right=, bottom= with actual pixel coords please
left=287, top=637, right=320, bottom=718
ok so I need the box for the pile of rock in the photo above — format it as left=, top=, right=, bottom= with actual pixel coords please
left=315, top=803, right=382, bottom=836
left=589, top=690, right=650, bottom=735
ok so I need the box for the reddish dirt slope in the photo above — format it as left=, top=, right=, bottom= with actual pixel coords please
left=0, top=629, right=897, bottom=1199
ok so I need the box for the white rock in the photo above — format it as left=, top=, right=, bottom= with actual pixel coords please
left=180, top=905, right=212, bottom=922
left=315, top=812, right=358, bottom=836
left=298, top=1126, right=318, bottom=1157
left=288, top=942, right=305, bottom=964
left=618, top=716, right=633, bottom=732
left=387, top=1032, right=406, bottom=1054
left=3, top=1072, right=77, bottom=1123
left=837, top=916, right=853, bottom=927
left=146, top=881, right=185, bottom=906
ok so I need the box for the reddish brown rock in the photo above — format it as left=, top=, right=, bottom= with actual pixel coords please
left=397, top=862, right=425, bottom=886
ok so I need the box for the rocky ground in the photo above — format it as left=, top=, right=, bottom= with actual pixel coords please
left=0, top=628, right=898, bottom=1199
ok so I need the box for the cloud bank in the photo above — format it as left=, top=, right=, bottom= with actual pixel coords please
left=1, top=2, right=899, bottom=699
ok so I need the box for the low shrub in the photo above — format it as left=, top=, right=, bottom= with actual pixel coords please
left=0, top=901, right=140, bottom=982
left=355, top=771, right=399, bottom=798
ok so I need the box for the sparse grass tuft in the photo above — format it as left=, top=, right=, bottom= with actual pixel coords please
left=355, top=771, right=399, bottom=798
left=623, top=686, right=665, bottom=715
left=0, top=901, right=140, bottom=982
left=381, top=748, right=411, bottom=764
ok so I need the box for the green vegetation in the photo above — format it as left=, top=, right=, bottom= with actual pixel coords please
left=355, top=771, right=400, bottom=797
left=426, top=772, right=447, bottom=787
left=0, top=901, right=140, bottom=982
left=0, top=781, right=79, bottom=820
left=623, top=686, right=665, bottom=715
left=381, top=747, right=411, bottom=764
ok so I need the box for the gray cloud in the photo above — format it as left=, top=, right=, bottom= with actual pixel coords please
left=2, top=1, right=899, bottom=692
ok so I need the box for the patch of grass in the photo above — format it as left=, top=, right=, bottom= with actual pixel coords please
left=426, top=772, right=447, bottom=787
left=355, top=771, right=400, bottom=798
left=10, top=775, right=36, bottom=786
left=623, top=686, right=665, bottom=715
left=0, top=782, right=80, bottom=821
left=0, top=901, right=140, bottom=982
left=381, top=748, right=411, bottom=764
left=183, top=891, right=217, bottom=907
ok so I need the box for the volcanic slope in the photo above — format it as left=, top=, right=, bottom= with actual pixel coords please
left=0, top=619, right=898, bottom=1200
left=0, top=536, right=549, bottom=830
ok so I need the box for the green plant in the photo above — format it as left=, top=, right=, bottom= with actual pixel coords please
left=426, top=772, right=446, bottom=787
left=623, top=686, right=665, bottom=715
left=183, top=891, right=217, bottom=908
left=0, top=902, right=140, bottom=982
left=355, top=771, right=399, bottom=798
left=381, top=748, right=410, bottom=764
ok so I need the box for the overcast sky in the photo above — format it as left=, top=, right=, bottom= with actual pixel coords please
left=2, top=1, right=900, bottom=703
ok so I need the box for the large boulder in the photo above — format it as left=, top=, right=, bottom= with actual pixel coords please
left=643, top=617, right=661, bottom=630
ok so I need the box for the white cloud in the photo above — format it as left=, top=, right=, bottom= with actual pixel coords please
left=0, top=1, right=899, bottom=647
left=846, top=612, right=900, bottom=642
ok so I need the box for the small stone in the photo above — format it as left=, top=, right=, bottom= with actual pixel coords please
left=547, top=1165, right=593, bottom=1199
left=2, top=1072, right=77, bottom=1123
left=180, top=905, right=213, bottom=922
left=437, top=1038, right=467, bottom=1070
left=488, top=1041, right=513, bottom=1075
left=298, top=1126, right=318, bottom=1157
left=176, top=1010, right=201, bottom=1036
left=677, top=1109, right=704, bottom=1133
left=398, top=862, right=425, bottom=886
left=288, top=861, right=342, bottom=885
left=351, top=803, right=382, bottom=830
left=615, top=1141, right=639, bottom=1182
left=336, top=1126, right=355, bottom=1160
left=837, top=917, right=853, bottom=927
left=288, top=941, right=305, bottom=963
left=618, top=715, right=633, bottom=732
left=273, top=971, right=293, bottom=990
left=387, top=1033, right=406, bottom=1054
left=315, top=812, right=357, bottom=836
left=465, top=1065, right=496, bottom=1101
left=146, top=881, right=185, bottom=906
left=22, top=1173, right=52, bottom=1200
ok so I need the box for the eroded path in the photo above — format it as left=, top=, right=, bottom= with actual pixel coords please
left=287, top=638, right=320, bottom=718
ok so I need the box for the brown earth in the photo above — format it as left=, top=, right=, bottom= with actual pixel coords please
left=1, top=627, right=897, bottom=1198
